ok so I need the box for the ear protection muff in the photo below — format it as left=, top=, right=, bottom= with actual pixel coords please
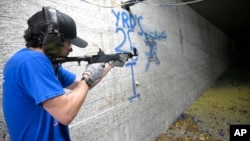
left=42, top=7, right=64, bottom=57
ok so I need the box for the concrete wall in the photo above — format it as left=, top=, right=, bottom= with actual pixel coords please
left=0, top=0, right=232, bottom=140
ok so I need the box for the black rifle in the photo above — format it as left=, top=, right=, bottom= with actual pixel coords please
left=50, top=48, right=138, bottom=65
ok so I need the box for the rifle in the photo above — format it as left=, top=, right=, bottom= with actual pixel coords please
left=50, top=48, right=138, bottom=65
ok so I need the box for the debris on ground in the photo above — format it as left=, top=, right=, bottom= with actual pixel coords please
left=155, top=65, right=250, bottom=141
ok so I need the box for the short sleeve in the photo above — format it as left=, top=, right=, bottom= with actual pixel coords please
left=18, top=56, right=65, bottom=105
left=57, top=66, right=76, bottom=88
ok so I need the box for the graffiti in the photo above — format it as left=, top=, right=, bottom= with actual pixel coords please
left=144, top=31, right=167, bottom=41
left=112, top=9, right=167, bottom=101
left=143, top=31, right=167, bottom=71
left=112, top=9, right=141, bottom=102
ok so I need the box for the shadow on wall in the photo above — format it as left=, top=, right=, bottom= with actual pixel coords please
left=232, top=36, right=250, bottom=65
left=214, top=64, right=250, bottom=87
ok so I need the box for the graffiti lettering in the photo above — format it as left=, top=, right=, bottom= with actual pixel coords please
left=112, top=9, right=140, bottom=102
left=144, top=31, right=167, bottom=41
left=112, top=10, right=143, bottom=31
left=112, top=9, right=167, bottom=101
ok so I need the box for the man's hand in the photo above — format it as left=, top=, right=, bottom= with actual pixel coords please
left=110, top=54, right=129, bottom=67
left=83, top=63, right=105, bottom=82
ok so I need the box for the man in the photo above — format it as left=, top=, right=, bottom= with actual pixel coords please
left=2, top=7, right=128, bottom=141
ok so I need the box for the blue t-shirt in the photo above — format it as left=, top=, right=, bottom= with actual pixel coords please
left=2, top=48, right=76, bottom=141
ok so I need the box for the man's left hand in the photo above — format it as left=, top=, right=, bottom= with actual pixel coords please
left=110, top=54, right=129, bottom=67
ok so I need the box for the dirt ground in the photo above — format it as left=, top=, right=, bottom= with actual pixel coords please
left=155, top=64, right=250, bottom=141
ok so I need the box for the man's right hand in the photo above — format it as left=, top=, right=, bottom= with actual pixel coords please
left=83, top=63, right=105, bottom=82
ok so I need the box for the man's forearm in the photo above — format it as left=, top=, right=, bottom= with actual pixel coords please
left=42, top=80, right=90, bottom=125
left=43, top=63, right=112, bottom=125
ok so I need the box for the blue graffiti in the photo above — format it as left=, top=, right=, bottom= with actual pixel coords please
left=112, top=9, right=167, bottom=101
left=112, top=9, right=144, bottom=34
left=112, top=9, right=140, bottom=102
left=144, top=31, right=167, bottom=41
left=144, top=39, right=160, bottom=71
left=143, top=31, right=167, bottom=71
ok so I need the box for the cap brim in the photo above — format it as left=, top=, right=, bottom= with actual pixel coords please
left=69, top=37, right=88, bottom=48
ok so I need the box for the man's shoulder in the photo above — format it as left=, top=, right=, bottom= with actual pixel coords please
left=9, top=48, right=48, bottom=64
left=4, top=48, right=51, bottom=72
left=17, top=48, right=46, bottom=58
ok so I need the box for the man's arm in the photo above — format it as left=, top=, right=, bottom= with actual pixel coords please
left=42, top=63, right=110, bottom=125
left=42, top=54, right=127, bottom=125
left=42, top=79, right=90, bottom=125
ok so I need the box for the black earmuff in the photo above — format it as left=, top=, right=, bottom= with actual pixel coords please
left=42, top=7, right=64, bottom=57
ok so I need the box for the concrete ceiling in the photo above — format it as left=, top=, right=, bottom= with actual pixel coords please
left=182, top=0, right=250, bottom=41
